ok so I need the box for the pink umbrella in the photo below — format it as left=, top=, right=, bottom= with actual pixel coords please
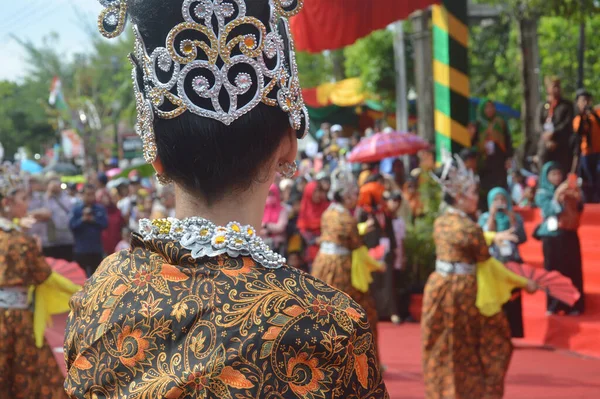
left=348, top=131, right=431, bottom=164
left=106, top=168, right=122, bottom=178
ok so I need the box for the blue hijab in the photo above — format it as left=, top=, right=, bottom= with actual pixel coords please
left=487, top=187, right=512, bottom=232
left=539, top=161, right=561, bottom=194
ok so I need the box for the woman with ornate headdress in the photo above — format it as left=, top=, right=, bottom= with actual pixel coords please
left=64, top=1, right=388, bottom=398
left=312, top=165, right=383, bottom=361
left=0, top=165, right=80, bottom=398
left=422, top=154, right=537, bottom=399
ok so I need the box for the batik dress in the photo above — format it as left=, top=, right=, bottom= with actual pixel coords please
left=422, top=210, right=513, bottom=399
left=311, top=204, right=380, bottom=353
left=0, top=218, right=68, bottom=399
left=64, top=217, right=389, bottom=399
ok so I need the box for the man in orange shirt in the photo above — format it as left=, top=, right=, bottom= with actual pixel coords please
left=573, top=89, right=600, bottom=202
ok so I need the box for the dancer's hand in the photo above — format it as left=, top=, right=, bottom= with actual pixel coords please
left=19, top=216, right=36, bottom=230
left=525, top=280, right=538, bottom=294
left=494, top=228, right=517, bottom=245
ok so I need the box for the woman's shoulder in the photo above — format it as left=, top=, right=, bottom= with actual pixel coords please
left=65, top=247, right=380, bottom=397
left=72, top=244, right=371, bottom=331
left=0, top=222, right=37, bottom=248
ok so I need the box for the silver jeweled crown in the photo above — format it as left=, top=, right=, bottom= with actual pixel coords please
left=0, top=163, right=23, bottom=199
left=98, top=0, right=309, bottom=163
left=430, top=150, right=479, bottom=198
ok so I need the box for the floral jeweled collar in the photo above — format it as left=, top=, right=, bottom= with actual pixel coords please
left=0, top=217, right=17, bottom=232
left=446, top=206, right=469, bottom=218
left=139, top=217, right=286, bottom=269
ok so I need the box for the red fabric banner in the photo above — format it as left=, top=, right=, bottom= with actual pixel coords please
left=290, top=0, right=438, bottom=52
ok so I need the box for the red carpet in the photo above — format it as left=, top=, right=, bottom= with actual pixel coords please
left=517, top=205, right=600, bottom=358
left=48, top=318, right=600, bottom=398
left=46, top=208, right=600, bottom=395
left=379, top=323, right=600, bottom=399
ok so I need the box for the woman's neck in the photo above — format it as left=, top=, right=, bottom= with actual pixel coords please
left=174, top=185, right=268, bottom=229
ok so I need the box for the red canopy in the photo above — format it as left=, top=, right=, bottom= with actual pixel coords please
left=291, top=0, right=438, bottom=53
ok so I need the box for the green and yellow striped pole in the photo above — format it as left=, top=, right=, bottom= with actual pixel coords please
left=432, top=0, right=470, bottom=161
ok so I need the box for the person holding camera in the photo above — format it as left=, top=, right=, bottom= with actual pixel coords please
left=70, top=184, right=108, bottom=277
left=573, top=89, right=600, bottom=203
left=478, top=188, right=528, bottom=337
left=534, top=162, right=585, bottom=315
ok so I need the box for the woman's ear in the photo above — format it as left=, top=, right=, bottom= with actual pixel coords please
left=152, top=157, right=165, bottom=176
left=279, top=127, right=298, bottom=165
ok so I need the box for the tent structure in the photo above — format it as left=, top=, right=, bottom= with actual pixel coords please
left=302, top=79, right=399, bottom=133
left=302, top=79, right=520, bottom=134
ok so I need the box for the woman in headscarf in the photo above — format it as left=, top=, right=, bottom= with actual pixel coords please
left=0, top=166, right=80, bottom=399
left=260, top=185, right=288, bottom=255
left=297, top=181, right=330, bottom=264
left=534, top=162, right=585, bottom=315
left=475, top=99, right=514, bottom=211
left=65, top=1, right=388, bottom=397
left=423, top=155, right=537, bottom=399
left=478, top=188, right=528, bottom=338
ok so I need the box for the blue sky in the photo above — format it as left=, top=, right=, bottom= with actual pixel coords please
left=0, top=0, right=103, bottom=81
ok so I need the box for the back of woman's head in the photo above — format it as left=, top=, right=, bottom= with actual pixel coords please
left=107, top=0, right=307, bottom=205
left=155, top=106, right=290, bottom=204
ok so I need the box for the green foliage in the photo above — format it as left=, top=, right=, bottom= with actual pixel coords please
left=0, top=30, right=136, bottom=160
left=471, top=14, right=600, bottom=105
left=344, top=29, right=404, bottom=114
left=295, top=51, right=334, bottom=88
left=538, top=16, right=600, bottom=97
left=469, top=18, right=523, bottom=146
left=476, top=0, right=600, bottom=19
left=403, top=176, right=442, bottom=291
left=469, top=10, right=600, bottom=150
left=403, top=218, right=437, bottom=291
left=0, top=80, right=55, bottom=158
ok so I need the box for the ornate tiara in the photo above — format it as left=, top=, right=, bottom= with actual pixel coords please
left=430, top=150, right=479, bottom=198
left=0, top=163, right=23, bottom=198
left=98, top=0, right=309, bottom=163
left=329, top=162, right=357, bottom=201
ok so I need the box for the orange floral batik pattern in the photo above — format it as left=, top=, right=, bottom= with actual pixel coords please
left=64, top=232, right=389, bottom=399
left=312, top=205, right=380, bottom=357
left=0, top=221, right=68, bottom=399
left=422, top=211, right=512, bottom=399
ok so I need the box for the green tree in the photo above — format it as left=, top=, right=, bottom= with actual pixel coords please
left=538, top=16, right=600, bottom=97
left=344, top=27, right=414, bottom=114
left=0, top=80, right=56, bottom=159
left=295, top=51, right=334, bottom=88
left=481, top=0, right=600, bottom=18
left=470, top=15, right=600, bottom=108
left=12, top=30, right=136, bottom=165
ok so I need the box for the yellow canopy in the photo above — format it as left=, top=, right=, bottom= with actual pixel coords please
left=315, top=78, right=369, bottom=107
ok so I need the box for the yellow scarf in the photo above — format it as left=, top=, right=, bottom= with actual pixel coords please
left=476, top=232, right=528, bottom=317
left=32, top=272, right=81, bottom=348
